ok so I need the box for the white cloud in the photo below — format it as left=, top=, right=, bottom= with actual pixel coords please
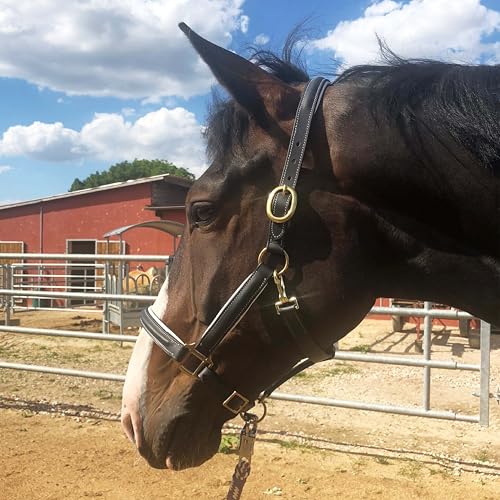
left=254, top=33, right=270, bottom=45
left=365, top=0, right=400, bottom=17
left=0, top=165, right=12, bottom=174
left=0, top=0, right=248, bottom=99
left=240, top=15, right=250, bottom=34
left=0, top=122, right=84, bottom=161
left=313, top=0, right=500, bottom=66
left=121, top=107, right=136, bottom=117
left=141, top=96, right=163, bottom=106
left=0, top=108, right=206, bottom=176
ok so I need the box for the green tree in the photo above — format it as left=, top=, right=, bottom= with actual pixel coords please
left=69, top=159, right=194, bottom=191
left=70, top=178, right=85, bottom=191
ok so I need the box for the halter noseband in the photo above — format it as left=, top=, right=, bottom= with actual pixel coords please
left=140, top=77, right=334, bottom=415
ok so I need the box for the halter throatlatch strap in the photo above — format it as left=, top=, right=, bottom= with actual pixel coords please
left=140, top=76, right=335, bottom=415
left=260, top=76, right=334, bottom=382
left=267, top=77, right=331, bottom=245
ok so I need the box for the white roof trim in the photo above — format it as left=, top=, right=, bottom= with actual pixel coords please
left=0, top=174, right=192, bottom=211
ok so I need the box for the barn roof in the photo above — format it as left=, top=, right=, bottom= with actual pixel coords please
left=0, top=174, right=193, bottom=211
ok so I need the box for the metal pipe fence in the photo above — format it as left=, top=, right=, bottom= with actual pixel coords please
left=0, top=252, right=493, bottom=426
left=12, top=262, right=103, bottom=266
left=371, top=306, right=474, bottom=319
left=0, top=325, right=137, bottom=343
left=0, top=288, right=157, bottom=302
left=0, top=252, right=168, bottom=330
left=1, top=253, right=170, bottom=262
left=14, top=284, right=104, bottom=291
left=0, top=361, right=125, bottom=382
left=13, top=306, right=105, bottom=314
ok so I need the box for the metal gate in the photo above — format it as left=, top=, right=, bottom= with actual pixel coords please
left=0, top=252, right=494, bottom=427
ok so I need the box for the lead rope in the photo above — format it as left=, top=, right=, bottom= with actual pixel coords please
left=226, top=402, right=267, bottom=500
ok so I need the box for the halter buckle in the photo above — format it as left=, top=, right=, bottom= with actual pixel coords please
left=266, top=185, right=298, bottom=223
left=223, top=391, right=251, bottom=414
left=179, top=343, right=213, bottom=377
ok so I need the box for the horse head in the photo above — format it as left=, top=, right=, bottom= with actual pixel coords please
left=121, top=24, right=376, bottom=470
left=121, top=23, right=500, bottom=471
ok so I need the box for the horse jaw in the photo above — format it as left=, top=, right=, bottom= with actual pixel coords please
left=121, top=278, right=169, bottom=449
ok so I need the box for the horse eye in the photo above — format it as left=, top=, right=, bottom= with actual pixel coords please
left=190, top=202, right=216, bottom=227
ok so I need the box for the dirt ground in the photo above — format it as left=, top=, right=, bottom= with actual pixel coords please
left=1, top=309, right=499, bottom=499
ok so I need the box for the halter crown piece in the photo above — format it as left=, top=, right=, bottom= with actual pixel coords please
left=140, top=77, right=334, bottom=415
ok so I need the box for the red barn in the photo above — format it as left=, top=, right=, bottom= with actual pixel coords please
left=0, top=174, right=192, bottom=258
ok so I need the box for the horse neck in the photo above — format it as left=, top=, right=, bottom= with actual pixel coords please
left=322, top=85, right=500, bottom=324
left=353, top=164, right=500, bottom=324
left=368, top=208, right=500, bottom=325
left=354, top=166, right=500, bottom=324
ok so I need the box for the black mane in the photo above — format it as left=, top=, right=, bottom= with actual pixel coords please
left=205, top=42, right=500, bottom=174
left=337, top=54, right=500, bottom=174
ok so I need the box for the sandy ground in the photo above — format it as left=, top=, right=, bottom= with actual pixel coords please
left=1, top=309, right=499, bottom=499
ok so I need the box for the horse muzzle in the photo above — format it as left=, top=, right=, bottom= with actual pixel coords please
left=138, top=383, right=226, bottom=470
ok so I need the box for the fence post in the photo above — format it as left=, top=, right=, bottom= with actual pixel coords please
left=422, top=301, right=432, bottom=411
left=102, top=261, right=110, bottom=334
left=0, top=264, right=4, bottom=310
left=4, top=264, right=11, bottom=325
left=479, top=321, right=491, bottom=427
left=118, top=261, right=126, bottom=336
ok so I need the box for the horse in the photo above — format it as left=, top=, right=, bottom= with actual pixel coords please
left=121, top=23, right=500, bottom=471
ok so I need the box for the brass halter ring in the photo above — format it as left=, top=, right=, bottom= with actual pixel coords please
left=241, top=399, right=267, bottom=423
left=257, top=247, right=289, bottom=276
left=266, top=185, right=298, bottom=223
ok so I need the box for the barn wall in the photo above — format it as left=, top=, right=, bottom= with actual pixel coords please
left=0, top=204, right=42, bottom=254
left=0, top=181, right=187, bottom=259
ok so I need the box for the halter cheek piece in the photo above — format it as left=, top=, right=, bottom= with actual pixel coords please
left=140, top=77, right=334, bottom=415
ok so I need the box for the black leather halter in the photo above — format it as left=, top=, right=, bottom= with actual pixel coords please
left=140, top=77, right=334, bottom=415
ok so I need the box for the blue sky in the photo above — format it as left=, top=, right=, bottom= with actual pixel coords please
left=0, top=0, right=499, bottom=205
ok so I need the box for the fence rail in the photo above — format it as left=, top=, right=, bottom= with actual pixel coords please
left=0, top=252, right=168, bottom=332
left=0, top=253, right=169, bottom=261
left=0, top=288, right=157, bottom=302
left=0, top=252, right=492, bottom=427
left=371, top=306, right=473, bottom=319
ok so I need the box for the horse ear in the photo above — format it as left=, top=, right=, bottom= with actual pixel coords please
left=179, top=23, right=299, bottom=122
